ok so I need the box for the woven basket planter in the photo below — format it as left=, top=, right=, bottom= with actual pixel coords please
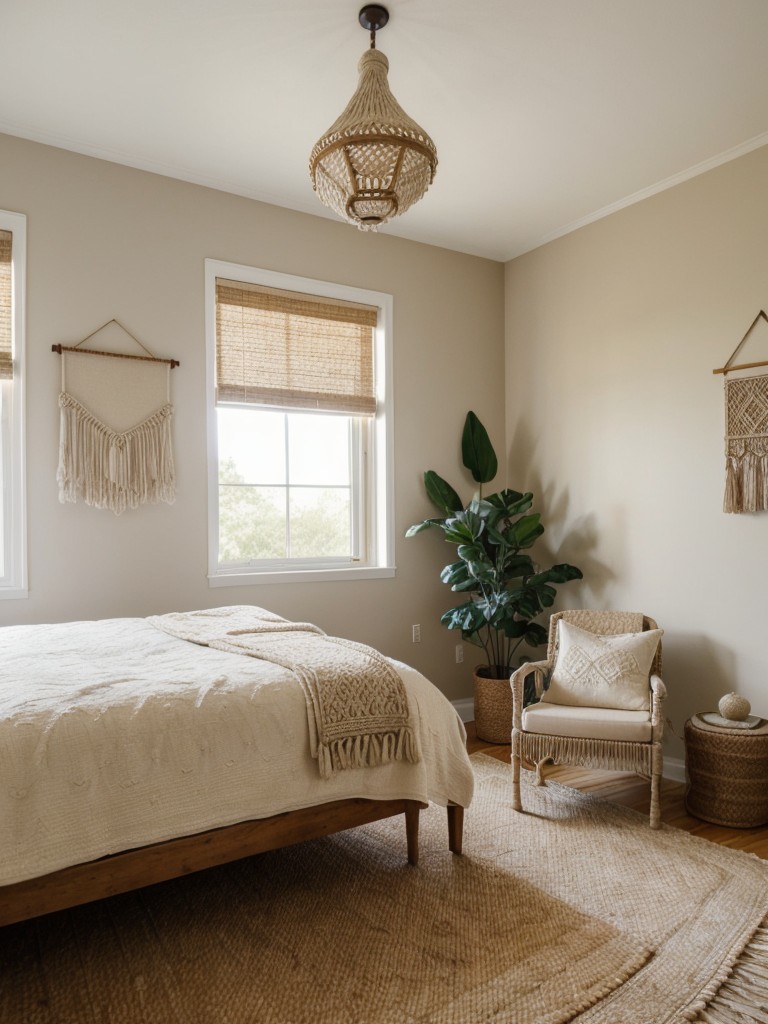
left=473, top=668, right=512, bottom=744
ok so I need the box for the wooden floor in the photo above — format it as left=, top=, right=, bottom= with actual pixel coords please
left=467, top=723, right=768, bottom=859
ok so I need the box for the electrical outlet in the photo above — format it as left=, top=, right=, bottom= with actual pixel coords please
left=411, top=624, right=421, bottom=643
left=455, top=644, right=464, bottom=664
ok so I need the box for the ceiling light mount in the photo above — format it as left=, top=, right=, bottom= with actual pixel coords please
left=309, top=4, right=437, bottom=232
left=359, top=4, right=389, bottom=47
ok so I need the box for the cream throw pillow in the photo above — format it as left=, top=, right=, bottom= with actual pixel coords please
left=541, top=620, right=663, bottom=711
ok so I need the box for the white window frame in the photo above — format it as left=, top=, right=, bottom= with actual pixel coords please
left=0, top=209, right=27, bottom=599
left=205, top=259, right=394, bottom=586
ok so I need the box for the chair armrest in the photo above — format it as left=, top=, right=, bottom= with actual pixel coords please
left=650, top=673, right=666, bottom=742
left=510, top=660, right=551, bottom=729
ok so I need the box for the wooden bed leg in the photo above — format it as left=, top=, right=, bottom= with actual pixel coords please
left=405, top=801, right=420, bottom=865
left=447, top=804, right=464, bottom=855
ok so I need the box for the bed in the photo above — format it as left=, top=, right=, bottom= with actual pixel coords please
left=0, top=606, right=474, bottom=926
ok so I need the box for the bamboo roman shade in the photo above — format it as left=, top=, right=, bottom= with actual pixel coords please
left=215, top=279, right=378, bottom=415
left=0, top=230, right=12, bottom=380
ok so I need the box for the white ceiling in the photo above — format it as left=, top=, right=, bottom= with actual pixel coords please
left=1, top=1, right=767, bottom=262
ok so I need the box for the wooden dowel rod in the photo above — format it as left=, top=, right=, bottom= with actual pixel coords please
left=713, top=359, right=768, bottom=375
left=52, top=344, right=180, bottom=368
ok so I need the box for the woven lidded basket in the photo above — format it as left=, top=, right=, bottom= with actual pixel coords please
left=473, top=670, right=512, bottom=744
left=685, top=715, right=768, bottom=828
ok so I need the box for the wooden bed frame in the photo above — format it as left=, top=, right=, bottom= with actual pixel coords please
left=0, top=797, right=464, bottom=927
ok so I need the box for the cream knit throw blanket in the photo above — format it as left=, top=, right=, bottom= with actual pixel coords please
left=57, top=350, right=175, bottom=514
left=149, top=606, right=420, bottom=778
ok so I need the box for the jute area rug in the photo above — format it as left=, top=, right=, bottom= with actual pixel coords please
left=2, top=754, right=767, bottom=1024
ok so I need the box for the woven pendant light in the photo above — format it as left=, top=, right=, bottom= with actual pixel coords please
left=309, top=5, right=437, bottom=231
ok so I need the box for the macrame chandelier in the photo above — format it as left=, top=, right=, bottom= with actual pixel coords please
left=309, top=4, right=438, bottom=231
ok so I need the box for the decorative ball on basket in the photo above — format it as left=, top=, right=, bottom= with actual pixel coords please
left=718, top=692, right=751, bottom=721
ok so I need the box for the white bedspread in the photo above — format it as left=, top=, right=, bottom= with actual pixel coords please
left=0, top=615, right=474, bottom=886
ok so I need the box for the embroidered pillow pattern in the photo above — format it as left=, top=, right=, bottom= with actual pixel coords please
left=542, top=620, right=663, bottom=711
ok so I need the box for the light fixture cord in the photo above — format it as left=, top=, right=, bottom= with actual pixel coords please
left=369, top=29, right=376, bottom=48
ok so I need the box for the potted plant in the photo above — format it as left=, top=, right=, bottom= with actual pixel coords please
left=406, top=411, right=582, bottom=742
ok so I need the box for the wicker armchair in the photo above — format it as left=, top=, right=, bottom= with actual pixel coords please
left=511, top=610, right=666, bottom=828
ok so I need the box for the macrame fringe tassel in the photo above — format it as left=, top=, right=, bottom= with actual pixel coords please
left=318, top=727, right=419, bottom=778
left=57, top=393, right=176, bottom=515
left=521, top=733, right=652, bottom=777
left=691, top=920, right=768, bottom=1023
left=724, top=457, right=741, bottom=514
left=724, top=454, right=768, bottom=514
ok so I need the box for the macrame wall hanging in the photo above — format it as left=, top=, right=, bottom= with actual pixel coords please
left=713, top=310, right=768, bottom=514
left=52, top=320, right=180, bottom=515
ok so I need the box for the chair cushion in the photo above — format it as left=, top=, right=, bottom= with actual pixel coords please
left=541, top=620, right=663, bottom=711
left=522, top=702, right=653, bottom=742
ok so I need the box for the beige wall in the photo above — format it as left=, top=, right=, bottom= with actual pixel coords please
left=0, top=132, right=505, bottom=702
left=505, top=144, right=768, bottom=757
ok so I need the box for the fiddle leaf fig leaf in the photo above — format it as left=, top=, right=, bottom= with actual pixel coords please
left=527, top=564, right=584, bottom=586
left=523, top=622, right=548, bottom=647
left=424, top=471, right=463, bottom=514
left=461, top=411, right=498, bottom=484
left=509, top=514, right=544, bottom=549
left=404, top=518, right=444, bottom=537
left=440, top=560, right=472, bottom=587
left=442, top=520, right=476, bottom=545
left=500, top=553, right=535, bottom=578
left=441, top=602, right=486, bottom=633
left=485, top=489, right=531, bottom=517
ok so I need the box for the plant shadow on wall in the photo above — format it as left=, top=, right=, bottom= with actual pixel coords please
left=407, top=412, right=582, bottom=743
left=506, top=418, right=612, bottom=606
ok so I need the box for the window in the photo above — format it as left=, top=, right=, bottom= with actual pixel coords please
left=205, top=261, right=394, bottom=584
left=0, top=210, right=26, bottom=598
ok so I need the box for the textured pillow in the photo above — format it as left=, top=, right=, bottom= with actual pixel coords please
left=541, top=620, right=663, bottom=711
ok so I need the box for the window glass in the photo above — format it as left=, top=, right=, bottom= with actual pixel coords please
left=217, top=409, right=354, bottom=564
left=218, top=407, right=286, bottom=485
left=288, top=413, right=349, bottom=487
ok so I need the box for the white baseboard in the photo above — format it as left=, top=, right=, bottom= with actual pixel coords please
left=453, top=699, right=687, bottom=784
left=452, top=697, right=474, bottom=723
left=663, top=756, right=686, bottom=783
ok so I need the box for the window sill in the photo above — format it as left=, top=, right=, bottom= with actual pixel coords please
left=208, top=566, right=396, bottom=587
